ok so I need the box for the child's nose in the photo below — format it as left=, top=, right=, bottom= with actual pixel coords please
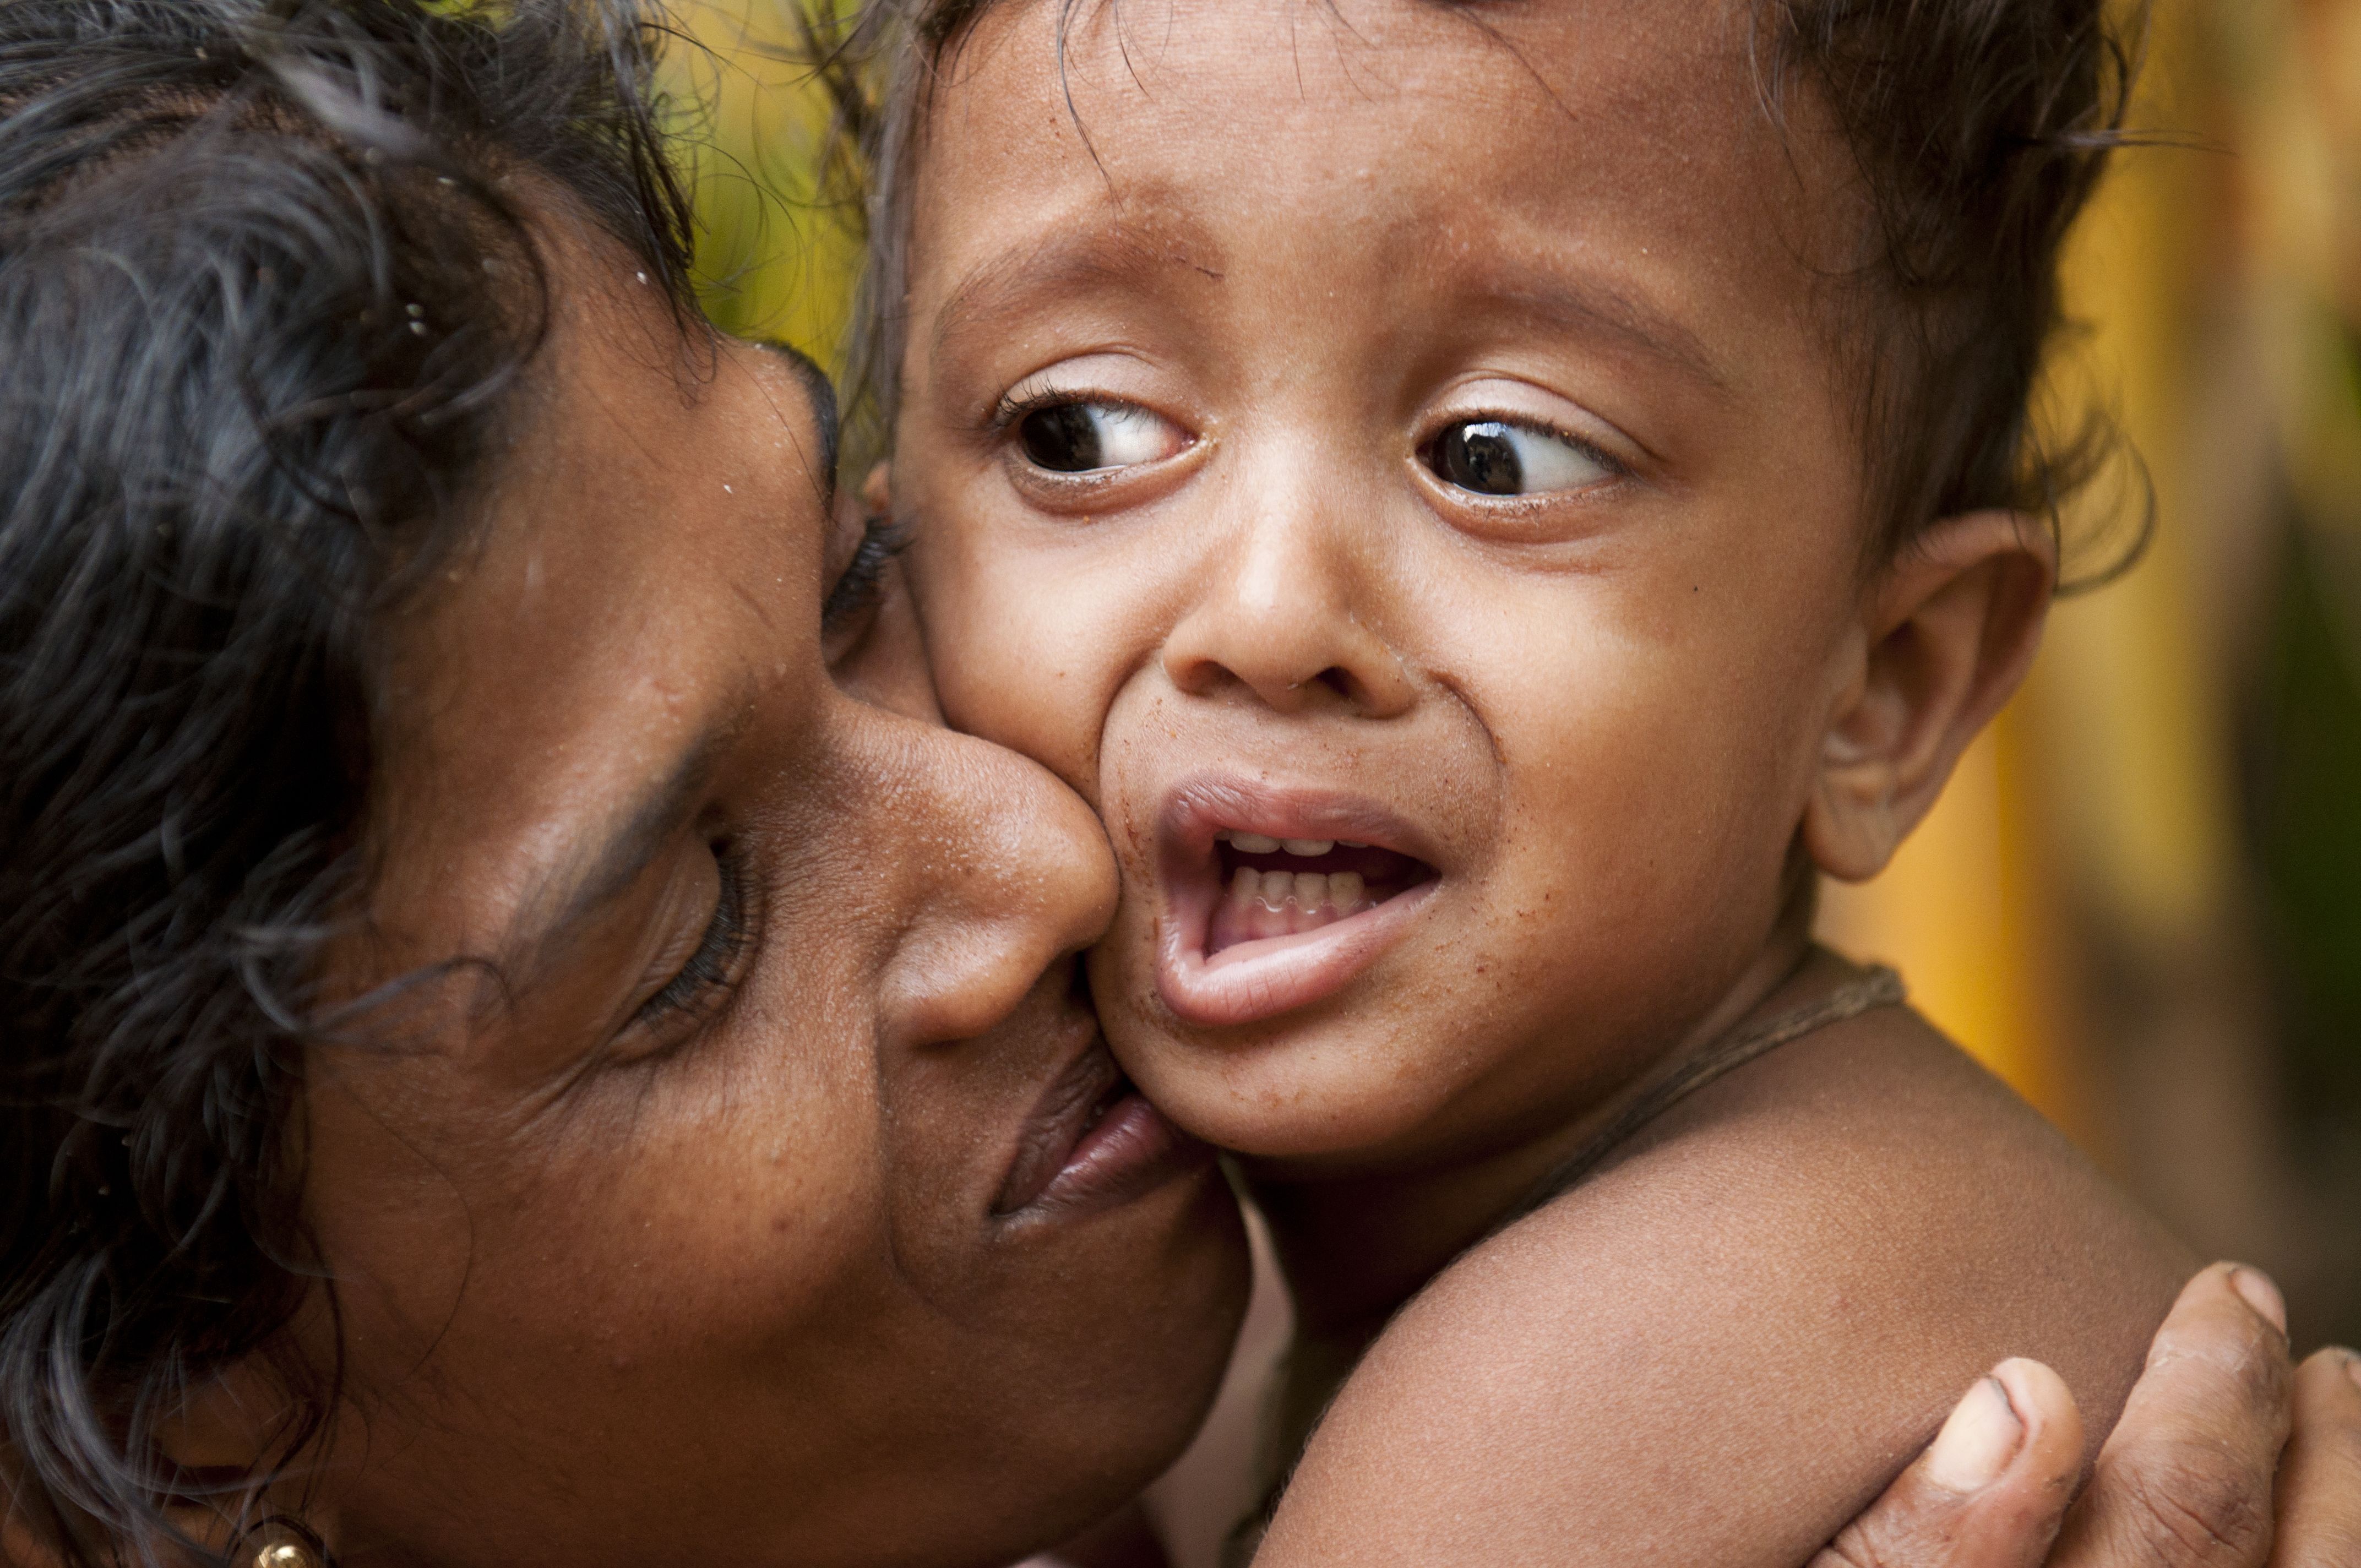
left=1159, top=514, right=1414, bottom=719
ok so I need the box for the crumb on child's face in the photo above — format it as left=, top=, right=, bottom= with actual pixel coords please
left=895, top=0, right=1896, bottom=1171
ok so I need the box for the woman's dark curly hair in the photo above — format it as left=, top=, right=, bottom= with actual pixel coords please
left=822, top=0, right=2147, bottom=582
left=0, top=0, right=693, bottom=1559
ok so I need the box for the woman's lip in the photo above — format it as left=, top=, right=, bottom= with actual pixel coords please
left=1027, top=1091, right=1208, bottom=1219
left=1155, top=774, right=1443, bottom=1028
left=995, top=1041, right=1210, bottom=1219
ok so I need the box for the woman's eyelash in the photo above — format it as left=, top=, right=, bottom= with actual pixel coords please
left=634, top=843, right=752, bottom=1030
left=822, top=518, right=909, bottom=635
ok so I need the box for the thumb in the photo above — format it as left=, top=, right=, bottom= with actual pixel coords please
left=1810, top=1358, right=2086, bottom=1568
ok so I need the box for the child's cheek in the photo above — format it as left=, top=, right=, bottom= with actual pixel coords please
left=901, top=518, right=1110, bottom=805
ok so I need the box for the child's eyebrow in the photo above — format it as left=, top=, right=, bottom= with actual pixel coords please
left=933, top=222, right=1731, bottom=401
left=1457, top=254, right=1732, bottom=396
left=931, top=219, right=1227, bottom=358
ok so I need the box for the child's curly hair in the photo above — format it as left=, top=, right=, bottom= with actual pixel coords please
left=820, top=0, right=2149, bottom=582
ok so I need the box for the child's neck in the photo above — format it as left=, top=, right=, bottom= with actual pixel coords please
left=1248, top=921, right=1819, bottom=1345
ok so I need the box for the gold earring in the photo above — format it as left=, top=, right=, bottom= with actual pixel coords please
left=237, top=1516, right=329, bottom=1568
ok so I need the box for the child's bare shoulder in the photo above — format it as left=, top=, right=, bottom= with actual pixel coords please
left=1255, top=991, right=2193, bottom=1568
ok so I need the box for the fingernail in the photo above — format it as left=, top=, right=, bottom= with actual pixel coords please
left=1927, top=1375, right=2023, bottom=1493
left=2229, top=1266, right=2288, bottom=1333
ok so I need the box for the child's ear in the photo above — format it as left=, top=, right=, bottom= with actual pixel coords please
left=1805, top=510, right=2056, bottom=883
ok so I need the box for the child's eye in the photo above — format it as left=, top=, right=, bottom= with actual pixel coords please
left=1422, top=420, right=1615, bottom=497
left=1014, top=399, right=1188, bottom=473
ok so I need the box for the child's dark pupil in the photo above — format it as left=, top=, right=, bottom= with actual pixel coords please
left=1020, top=402, right=1104, bottom=471
left=1433, top=421, right=1522, bottom=495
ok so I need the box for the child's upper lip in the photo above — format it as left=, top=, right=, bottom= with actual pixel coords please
left=1156, top=771, right=1443, bottom=869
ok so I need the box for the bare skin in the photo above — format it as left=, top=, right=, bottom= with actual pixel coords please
left=21, top=188, right=2342, bottom=1568
left=251, top=211, right=2357, bottom=1568
left=171, top=217, right=1250, bottom=1568
left=885, top=1, right=2207, bottom=1561
left=1816, top=1266, right=2361, bottom=1568
left=1064, top=1267, right=2361, bottom=1568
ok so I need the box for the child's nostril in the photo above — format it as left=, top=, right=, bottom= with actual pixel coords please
left=1314, top=667, right=1355, bottom=701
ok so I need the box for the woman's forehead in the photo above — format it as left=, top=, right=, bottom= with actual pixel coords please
left=363, top=254, right=834, bottom=984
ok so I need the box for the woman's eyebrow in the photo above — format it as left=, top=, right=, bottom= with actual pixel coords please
left=499, top=719, right=739, bottom=981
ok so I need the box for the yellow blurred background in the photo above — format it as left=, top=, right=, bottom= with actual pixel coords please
left=671, top=0, right=2361, bottom=1346
left=1823, top=0, right=2361, bottom=1348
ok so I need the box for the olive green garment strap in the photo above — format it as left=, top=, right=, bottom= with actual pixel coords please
left=1486, top=961, right=1907, bottom=1240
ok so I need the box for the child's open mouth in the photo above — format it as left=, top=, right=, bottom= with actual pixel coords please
left=1207, top=833, right=1431, bottom=954
left=1154, top=778, right=1442, bottom=1028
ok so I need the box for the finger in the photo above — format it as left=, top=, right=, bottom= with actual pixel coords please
left=1810, top=1358, right=2087, bottom=1568
left=2267, top=1347, right=2361, bottom=1568
left=2053, top=1263, right=2293, bottom=1568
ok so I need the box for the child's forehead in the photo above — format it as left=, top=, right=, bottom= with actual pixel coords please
left=917, top=0, right=1857, bottom=349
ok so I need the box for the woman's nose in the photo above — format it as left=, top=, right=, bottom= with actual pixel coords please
left=1160, top=508, right=1414, bottom=719
left=846, top=705, right=1119, bottom=1050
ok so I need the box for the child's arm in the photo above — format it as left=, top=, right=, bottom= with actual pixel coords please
left=1812, top=1265, right=2306, bottom=1568
left=1251, top=1008, right=2193, bottom=1568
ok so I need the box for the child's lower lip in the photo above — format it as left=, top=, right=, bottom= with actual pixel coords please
left=1151, top=778, right=1445, bottom=1028
left=1156, top=859, right=1439, bottom=1027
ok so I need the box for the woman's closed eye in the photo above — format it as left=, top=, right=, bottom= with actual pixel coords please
left=630, top=841, right=753, bottom=1039
left=1421, top=418, right=1619, bottom=497
left=1008, top=397, right=1189, bottom=474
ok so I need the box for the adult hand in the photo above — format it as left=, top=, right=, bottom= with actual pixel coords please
left=1812, top=1264, right=2360, bottom=1568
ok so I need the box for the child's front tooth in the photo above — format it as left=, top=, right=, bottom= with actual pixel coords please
left=1282, top=838, right=1335, bottom=856
left=1232, top=832, right=1281, bottom=854
left=1229, top=867, right=1260, bottom=907
left=1292, top=872, right=1329, bottom=910
left=1329, top=871, right=1364, bottom=912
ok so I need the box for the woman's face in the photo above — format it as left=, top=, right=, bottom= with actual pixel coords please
left=276, top=232, right=1249, bottom=1567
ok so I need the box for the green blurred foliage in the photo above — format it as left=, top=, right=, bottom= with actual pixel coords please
left=670, top=0, right=862, bottom=364
left=2246, top=333, right=2361, bottom=1146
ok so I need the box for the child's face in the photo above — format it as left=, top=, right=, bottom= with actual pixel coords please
left=894, top=0, right=1882, bottom=1172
